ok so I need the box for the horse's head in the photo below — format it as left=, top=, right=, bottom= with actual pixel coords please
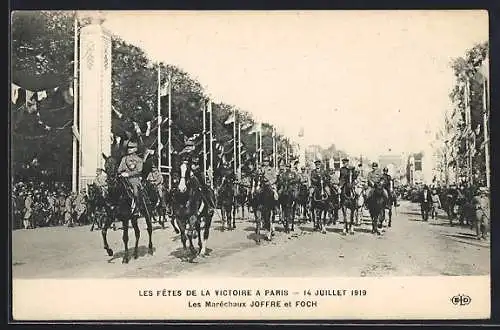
left=178, top=162, right=188, bottom=193
left=103, top=153, right=120, bottom=178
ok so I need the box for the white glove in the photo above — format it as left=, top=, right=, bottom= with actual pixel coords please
left=121, top=172, right=129, bottom=178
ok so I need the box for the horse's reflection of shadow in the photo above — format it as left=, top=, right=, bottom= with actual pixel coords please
left=107, top=246, right=156, bottom=263
left=169, top=247, right=213, bottom=263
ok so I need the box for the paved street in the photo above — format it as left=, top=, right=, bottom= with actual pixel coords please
left=12, top=201, right=489, bottom=278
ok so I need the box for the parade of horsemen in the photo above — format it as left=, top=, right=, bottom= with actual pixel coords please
left=11, top=12, right=490, bottom=278
left=12, top=126, right=490, bottom=264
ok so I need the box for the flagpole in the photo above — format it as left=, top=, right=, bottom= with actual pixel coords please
left=465, top=77, right=472, bottom=185
left=157, top=64, right=161, bottom=176
left=233, top=108, right=237, bottom=177
left=285, top=138, right=288, bottom=165
left=167, top=71, right=172, bottom=189
left=72, top=13, right=79, bottom=193
left=255, top=126, right=259, bottom=170
left=272, top=128, right=276, bottom=171
left=238, top=121, right=242, bottom=180
left=209, top=99, right=214, bottom=188
left=203, top=99, right=207, bottom=184
left=258, top=123, right=262, bottom=164
left=483, top=74, right=490, bottom=188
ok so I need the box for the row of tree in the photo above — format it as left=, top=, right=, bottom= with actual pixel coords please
left=10, top=11, right=288, bottom=181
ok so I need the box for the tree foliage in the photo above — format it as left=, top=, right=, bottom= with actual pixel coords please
left=448, top=41, right=488, bottom=185
left=12, top=11, right=305, bottom=182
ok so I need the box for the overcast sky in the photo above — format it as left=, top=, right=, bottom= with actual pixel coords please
left=101, top=10, right=487, bottom=161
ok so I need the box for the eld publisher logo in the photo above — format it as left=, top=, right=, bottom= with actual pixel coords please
left=451, top=294, right=471, bottom=306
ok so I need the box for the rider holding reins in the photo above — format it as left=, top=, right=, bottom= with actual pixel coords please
left=365, top=162, right=389, bottom=202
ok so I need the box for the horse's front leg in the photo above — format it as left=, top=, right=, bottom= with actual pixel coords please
left=349, top=208, right=355, bottom=235
left=131, top=216, right=141, bottom=259
left=143, top=206, right=154, bottom=255
left=101, top=216, right=114, bottom=256
left=122, top=219, right=130, bottom=264
left=232, top=201, right=237, bottom=229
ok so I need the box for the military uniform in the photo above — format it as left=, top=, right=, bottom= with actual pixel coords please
left=118, top=142, right=144, bottom=210
left=278, top=167, right=298, bottom=195
left=365, top=166, right=389, bottom=201
left=261, top=165, right=278, bottom=200
left=147, top=167, right=166, bottom=208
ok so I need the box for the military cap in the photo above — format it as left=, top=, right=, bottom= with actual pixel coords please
left=342, top=157, right=349, bottom=162
left=127, top=141, right=138, bottom=148
left=372, top=162, right=378, bottom=168
left=314, top=160, right=321, bottom=164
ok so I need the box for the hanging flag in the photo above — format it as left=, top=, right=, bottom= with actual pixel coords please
left=116, top=136, right=121, bottom=145
left=247, top=122, right=261, bottom=134
left=37, top=90, right=48, bottom=101
left=224, top=113, right=235, bottom=125
left=241, top=122, right=253, bottom=130
left=160, top=79, right=169, bottom=97
left=145, top=121, right=152, bottom=136
left=11, top=83, right=20, bottom=104
left=133, top=122, right=142, bottom=134
left=25, top=90, right=37, bottom=114
left=207, top=100, right=212, bottom=113
left=272, top=128, right=276, bottom=138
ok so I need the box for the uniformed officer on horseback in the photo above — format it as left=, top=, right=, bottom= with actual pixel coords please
left=147, top=163, right=166, bottom=209
left=309, top=159, right=329, bottom=197
left=278, top=162, right=298, bottom=195
left=260, top=156, right=279, bottom=201
left=188, top=154, right=216, bottom=216
left=118, top=141, right=144, bottom=215
left=339, top=158, right=357, bottom=193
left=381, top=167, right=399, bottom=206
left=365, top=162, right=389, bottom=201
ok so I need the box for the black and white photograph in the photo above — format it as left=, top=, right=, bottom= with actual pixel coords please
left=10, top=10, right=490, bottom=320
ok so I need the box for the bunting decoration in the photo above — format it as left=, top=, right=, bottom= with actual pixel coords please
left=247, top=122, right=261, bottom=134
left=160, top=79, right=170, bottom=97
left=224, top=113, right=235, bottom=125
left=11, top=83, right=20, bottom=104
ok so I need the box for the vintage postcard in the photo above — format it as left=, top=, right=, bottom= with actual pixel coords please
left=10, top=10, right=490, bottom=321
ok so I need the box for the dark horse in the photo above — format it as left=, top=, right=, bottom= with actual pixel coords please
left=170, top=162, right=214, bottom=261
left=365, top=181, right=387, bottom=235
left=383, top=180, right=396, bottom=227
left=235, top=181, right=250, bottom=220
left=250, top=175, right=276, bottom=243
left=278, top=177, right=299, bottom=233
left=311, top=177, right=331, bottom=234
left=87, top=183, right=114, bottom=232
left=143, top=181, right=167, bottom=229
left=340, top=171, right=357, bottom=235
left=101, top=154, right=155, bottom=263
left=296, top=182, right=310, bottom=223
left=217, top=176, right=236, bottom=231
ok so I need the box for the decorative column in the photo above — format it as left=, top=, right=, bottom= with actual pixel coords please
left=78, top=18, right=112, bottom=189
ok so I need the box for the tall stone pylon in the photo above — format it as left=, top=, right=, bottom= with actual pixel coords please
left=78, top=18, right=112, bottom=189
